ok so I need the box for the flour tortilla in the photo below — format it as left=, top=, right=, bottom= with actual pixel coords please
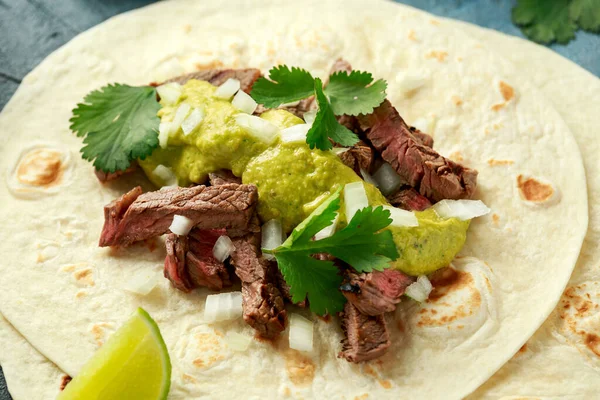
left=0, top=1, right=588, bottom=399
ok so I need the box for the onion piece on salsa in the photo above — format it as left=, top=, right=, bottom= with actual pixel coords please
left=232, top=90, right=258, bottom=114
left=156, top=82, right=182, bottom=105
left=344, top=182, right=369, bottom=221
left=381, top=206, right=418, bottom=227
left=214, top=78, right=240, bottom=99
left=235, top=114, right=279, bottom=144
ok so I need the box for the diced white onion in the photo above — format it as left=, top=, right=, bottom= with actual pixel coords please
left=405, top=275, right=433, bottom=302
left=158, top=121, right=172, bottom=149
left=156, top=82, right=182, bottom=105
left=360, top=168, right=378, bottom=187
left=381, top=206, right=418, bottom=227
left=281, top=124, right=310, bottom=143
left=224, top=331, right=252, bottom=352
left=396, top=72, right=427, bottom=95
left=152, top=164, right=177, bottom=187
left=213, top=235, right=234, bottom=262
left=204, top=291, right=243, bottom=322
left=261, top=219, right=283, bottom=260
left=232, top=90, right=258, bottom=114
left=344, top=182, right=369, bottom=222
left=214, top=78, right=241, bottom=99
left=332, top=147, right=350, bottom=155
left=289, top=313, right=314, bottom=352
left=235, top=114, right=280, bottom=144
left=373, top=163, right=403, bottom=196
left=303, top=110, right=317, bottom=125
left=432, top=199, right=491, bottom=221
left=169, top=214, right=195, bottom=236
left=181, top=107, right=205, bottom=136
left=169, top=103, right=191, bottom=134
left=123, top=269, right=161, bottom=296
left=314, top=212, right=338, bottom=240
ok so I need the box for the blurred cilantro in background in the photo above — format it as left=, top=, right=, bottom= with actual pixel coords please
left=513, top=0, right=600, bottom=44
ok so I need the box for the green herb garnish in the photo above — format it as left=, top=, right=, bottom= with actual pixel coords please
left=70, top=84, right=160, bottom=173
left=250, top=65, right=387, bottom=151
left=306, top=78, right=358, bottom=151
left=264, top=188, right=399, bottom=315
left=512, top=0, right=600, bottom=44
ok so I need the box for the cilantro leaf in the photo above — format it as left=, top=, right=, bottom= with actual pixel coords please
left=250, top=66, right=315, bottom=108
left=570, top=0, right=600, bottom=32
left=70, top=84, right=160, bottom=173
left=306, top=78, right=359, bottom=151
left=512, top=0, right=577, bottom=44
left=324, top=70, right=387, bottom=116
left=269, top=188, right=398, bottom=315
left=276, top=253, right=346, bottom=316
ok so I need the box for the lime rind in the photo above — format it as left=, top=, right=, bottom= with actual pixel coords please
left=136, top=308, right=172, bottom=400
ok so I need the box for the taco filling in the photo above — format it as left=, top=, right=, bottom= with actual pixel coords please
left=71, top=59, right=489, bottom=363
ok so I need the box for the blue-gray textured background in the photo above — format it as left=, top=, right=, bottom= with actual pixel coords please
left=0, top=0, right=598, bottom=398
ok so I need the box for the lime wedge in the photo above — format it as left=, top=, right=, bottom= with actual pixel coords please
left=58, top=308, right=171, bottom=400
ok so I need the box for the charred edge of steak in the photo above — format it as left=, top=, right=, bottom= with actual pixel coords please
left=337, top=140, right=374, bottom=175
left=94, top=161, right=138, bottom=183
left=242, top=280, right=287, bottom=339
left=163, top=68, right=262, bottom=93
left=340, top=269, right=414, bottom=316
left=164, top=233, right=192, bottom=292
left=409, top=126, right=434, bottom=148
left=339, top=302, right=391, bottom=363
left=358, top=100, right=478, bottom=202
left=230, top=235, right=287, bottom=339
left=99, top=184, right=258, bottom=247
left=99, top=186, right=143, bottom=246
left=209, top=169, right=242, bottom=186
left=386, top=186, right=432, bottom=211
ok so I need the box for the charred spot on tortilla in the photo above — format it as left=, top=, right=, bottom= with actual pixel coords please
left=8, top=145, right=72, bottom=198
left=517, top=174, right=560, bottom=205
left=59, top=375, right=72, bottom=391
left=284, top=349, right=316, bottom=386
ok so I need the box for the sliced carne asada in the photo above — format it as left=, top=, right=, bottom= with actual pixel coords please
left=187, top=228, right=232, bottom=290
left=164, top=68, right=262, bottom=93
left=409, top=126, right=434, bottom=148
left=338, top=140, right=374, bottom=174
left=339, top=302, right=391, bottom=363
left=164, top=229, right=233, bottom=292
left=208, top=169, right=242, bottom=186
left=358, top=100, right=478, bottom=202
left=340, top=269, right=414, bottom=316
left=164, top=233, right=193, bottom=292
left=229, top=234, right=287, bottom=339
left=94, top=162, right=138, bottom=183
left=387, top=186, right=432, bottom=211
left=99, top=184, right=258, bottom=247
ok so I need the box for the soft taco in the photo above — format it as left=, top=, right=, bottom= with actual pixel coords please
left=0, top=1, right=589, bottom=399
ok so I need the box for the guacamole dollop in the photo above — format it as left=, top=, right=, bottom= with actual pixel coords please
left=139, top=79, right=469, bottom=276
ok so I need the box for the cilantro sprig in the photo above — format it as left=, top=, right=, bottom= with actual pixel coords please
left=264, top=188, right=399, bottom=315
left=512, top=0, right=600, bottom=44
left=250, top=65, right=387, bottom=151
left=70, top=84, right=160, bottom=173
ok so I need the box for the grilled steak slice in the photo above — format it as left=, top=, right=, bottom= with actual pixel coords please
left=164, top=68, right=262, bottom=93
left=338, top=141, right=374, bottom=174
left=339, top=302, right=391, bottom=363
left=358, top=100, right=477, bottom=202
left=164, top=229, right=232, bottom=292
left=94, top=162, right=138, bottom=183
left=187, top=229, right=232, bottom=290
left=387, top=186, right=432, bottom=211
left=99, top=184, right=258, bottom=247
left=230, top=235, right=287, bottom=339
left=164, top=233, right=192, bottom=292
left=208, top=170, right=241, bottom=186
left=409, top=126, right=434, bottom=148
left=99, top=186, right=144, bottom=246
left=340, top=269, right=414, bottom=316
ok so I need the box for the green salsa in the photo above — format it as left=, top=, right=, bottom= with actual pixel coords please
left=139, top=80, right=470, bottom=276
